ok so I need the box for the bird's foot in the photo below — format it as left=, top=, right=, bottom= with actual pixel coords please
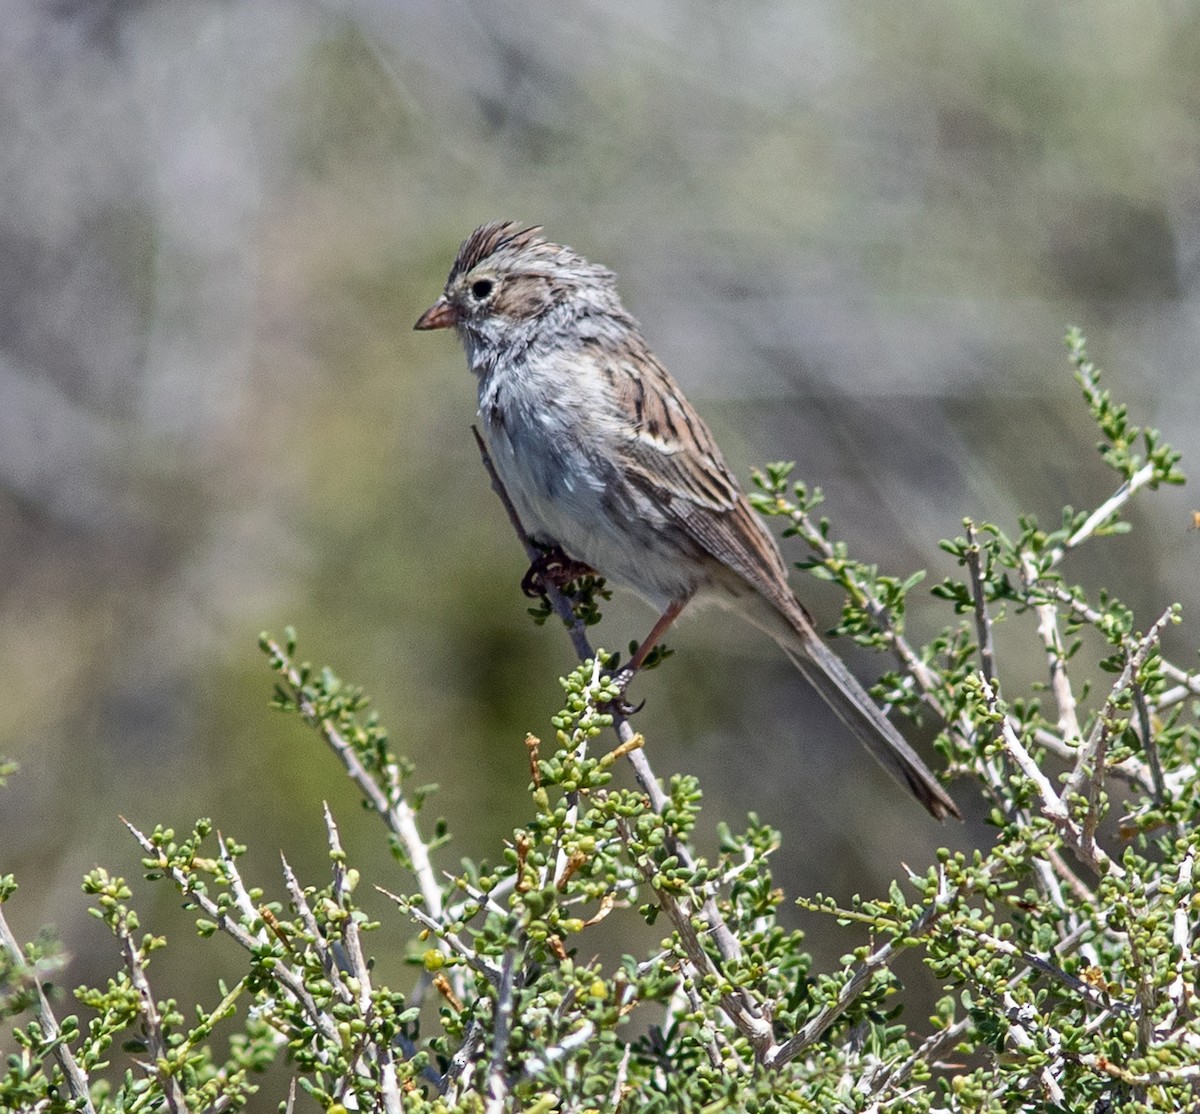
left=521, top=546, right=596, bottom=598
left=599, top=665, right=645, bottom=717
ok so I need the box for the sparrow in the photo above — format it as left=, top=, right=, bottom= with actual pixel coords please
left=416, top=222, right=959, bottom=820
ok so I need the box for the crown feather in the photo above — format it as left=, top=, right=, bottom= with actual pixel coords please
left=449, top=222, right=543, bottom=282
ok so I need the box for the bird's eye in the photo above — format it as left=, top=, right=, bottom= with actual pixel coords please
left=470, top=279, right=494, bottom=299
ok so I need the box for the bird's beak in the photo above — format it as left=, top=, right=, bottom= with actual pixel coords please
left=414, top=297, right=458, bottom=331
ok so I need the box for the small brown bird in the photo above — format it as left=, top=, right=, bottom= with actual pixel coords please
left=417, top=222, right=959, bottom=820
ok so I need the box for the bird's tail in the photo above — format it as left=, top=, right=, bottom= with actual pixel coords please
left=780, top=628, right=961, bottom=821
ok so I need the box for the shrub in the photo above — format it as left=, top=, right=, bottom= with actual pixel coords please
left=2, top=331, right=1197, bottom=1112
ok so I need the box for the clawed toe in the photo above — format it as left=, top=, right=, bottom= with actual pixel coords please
left=599, top=666, right=644, bottom=717
left=521, top=547, right=596, bottom=598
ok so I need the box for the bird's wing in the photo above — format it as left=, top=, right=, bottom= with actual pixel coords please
left=601, top=343, right=797, bottom=610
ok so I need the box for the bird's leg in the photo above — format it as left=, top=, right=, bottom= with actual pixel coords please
left=607, top=598, right=687, bottom=701
left=521, top=545, right=597, bottom=598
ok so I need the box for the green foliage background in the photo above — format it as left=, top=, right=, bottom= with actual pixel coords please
left=3, top=4, right=1200, bottom=1109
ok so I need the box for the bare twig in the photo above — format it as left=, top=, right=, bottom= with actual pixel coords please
left=1021, top=555, right=1083, bottom=746
left=609, top=1044, right=633, bottom=1110
left=325, top=805, right=407, bottom=1111
left=1156, top=660, right=1200, bottom=710
left=999, top=991, right=1066, bottom=1105
left=1167, top=850, right=1195, bottom=1024
left=485, top=950, right=517, bottom=1113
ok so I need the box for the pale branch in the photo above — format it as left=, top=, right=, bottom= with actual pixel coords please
left=766, top=862, right=971, bottom=1070
left=963, top=536, right=1060, bottom=867
left=1000, top=991, right=1067, bottom=1106
left=980, top=679, right=1123, bottom=879
left=1157, top=660, right=1200, bottom=710
left=608, top=1044, right=633, bottom=1110
left=113, top=906, right=189, bottom=1114
left=485, top=950, right=517, bottom=1113
left=1045, top=847, right=1096, bottom=907
left=122, top=819, right=343, bottom=1048
left=1167, top=850, right=1195, bottom=1024
left=958, top=927, right=1137, bottom=1016
left=862, top=1015, right=971, bottom=1107
left=376, top=885, right=501, bottom=984
left=1052, top=462, right=1158, bottom=567
left=281, top=835, right=412, bottom=1109
left=615, top=814, right=773, bottom=1059
left=324, top=804, right=383, bottom=1027
left=218, top=833, right=264, bottom=930
left=1021, top=553, right=1083, bottom=745
left=963, top=520, right=996, bottom=685
left=0, top=903, right=97, bottom=1114
left=444, top=1020, right=485, bottom=1103
left=280, top=854, right=353, bottom=1009
left=985, top=684, right=1068, bottom=821
left=1062, top=607, right=1177, bottom=805
left=262, top=638, right=445, bottom=930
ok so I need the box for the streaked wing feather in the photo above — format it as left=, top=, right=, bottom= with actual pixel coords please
left=605, top=346, right=796, bottom=609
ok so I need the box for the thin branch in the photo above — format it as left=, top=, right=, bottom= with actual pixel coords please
left=324, top=806, right=408, bottom=1109
left=1167, top=850, right=1195, bottom=1023
left=115, top=908, right=189, bottom=1114
left=1052, top=463, right=1157, bottom=567
left=980, top=679, right=1123, bottom=878
left=1063, top=607, right=1176, bottom=804
left=0, top=904, right=97, bottom=1113
left=959, top=927, right=1136, bottom=1015
left=964, top=520, right=996, bottom=685
left=999, top=991, right=1066, bottom=1106
left=1021, top=555, right=1082, bottom=745
left=1157, top=661, right=1200, bottom=710
left=263, top=638, right=445, bottom=928
left=615, top=814, right=773, bottom=1059
left=862, top=1015, right=971, bottom=1106
left=609, top=1044, right=633, bottom=1110
left=376, top=885, right=501, bottom=984
left=485, top=950, right=517, bottom=1113
left=123, top=819, right=343, bottom=1047
left=767, top=863, right=969, bottom=1069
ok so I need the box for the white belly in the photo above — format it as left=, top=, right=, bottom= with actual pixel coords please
left=476, top=364, right=697, bottom=611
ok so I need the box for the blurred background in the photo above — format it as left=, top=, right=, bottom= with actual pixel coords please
left=3, top=0, right=1200, bottom=1098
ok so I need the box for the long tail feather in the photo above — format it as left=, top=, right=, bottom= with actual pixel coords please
left=781, top=631, right=960, bottom=821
